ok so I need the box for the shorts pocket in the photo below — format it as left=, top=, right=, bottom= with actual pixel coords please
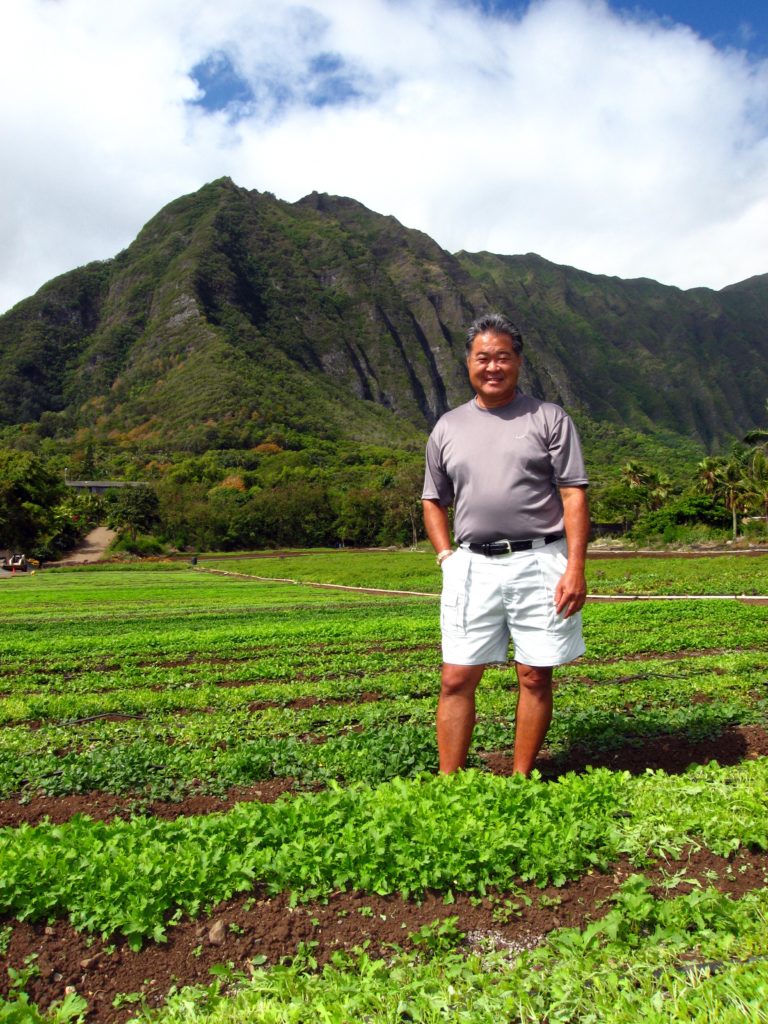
left=531, top=544, right=577, bottom=632
left=440, top=553, right=469, bottom=636
left=440, top=587, right=467, bottom=635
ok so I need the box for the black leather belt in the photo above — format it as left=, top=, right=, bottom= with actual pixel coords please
left=465, top=533, right=564, bottom=556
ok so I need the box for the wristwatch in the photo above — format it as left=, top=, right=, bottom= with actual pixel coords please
left=436, top=549, right=453, bottom=566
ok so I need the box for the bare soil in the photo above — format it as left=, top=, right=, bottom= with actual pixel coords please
left=48, top=527, right=117, bottom=566
left=4, top=846, right=766, bottom=1024
left=2, top=726, right=768, bottom=1022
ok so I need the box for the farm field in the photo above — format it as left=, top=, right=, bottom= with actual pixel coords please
left=0, top=557, right=767, bottom=1023
left=200, top=547, right=768, bottom=597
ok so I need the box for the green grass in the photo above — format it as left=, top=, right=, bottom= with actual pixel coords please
left=585, top=554, right=768, bottom=596
left=203, top=548, right=768, bottom=596
left=202, top=549, right=440, bottom=592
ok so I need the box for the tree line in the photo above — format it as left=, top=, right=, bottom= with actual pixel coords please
left=591, top=424, right=768, bottom=544
left=0, top=449, right=425, bottom=558
left=2, top=420, right=766, bottom=559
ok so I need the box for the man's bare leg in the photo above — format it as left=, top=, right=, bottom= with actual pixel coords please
left=437, top=663, right=485, bottom=772
left=512, top=663, right=553, bottom=775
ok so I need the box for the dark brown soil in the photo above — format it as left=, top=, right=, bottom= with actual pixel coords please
left=2, top=727, right=768, bottom=1022
left=3, top=726, right=765, bottom=830
left=0, top=780, right=302, bottom=828
left=3, top=846, right=767, bottom=1024
left=523, top=724, right=768, bottom=778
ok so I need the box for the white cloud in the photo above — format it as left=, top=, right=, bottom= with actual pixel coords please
left=2, top=0, right=768, bottom=314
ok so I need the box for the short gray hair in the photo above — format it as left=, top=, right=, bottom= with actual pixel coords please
left=466, top=313, right=523, bottom=356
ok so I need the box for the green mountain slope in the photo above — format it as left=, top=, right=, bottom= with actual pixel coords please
left=459, top=251, right=767, bottom=446
left=0, top=177, right=765, bottom=457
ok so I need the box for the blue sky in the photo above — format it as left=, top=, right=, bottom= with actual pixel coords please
left=610, top=1, right=768, bottom=52
left=189, top=48, right=369, bottom=117
left=2, top=0, right=768, bottom=313
left=188, top=2, right=768, bottom=117
left=480, top=1, right=768, bottom=52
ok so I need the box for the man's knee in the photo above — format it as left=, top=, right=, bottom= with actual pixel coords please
left=440, top=663, right=484, bottom=698
left=516, top=663, right=553, bottom=693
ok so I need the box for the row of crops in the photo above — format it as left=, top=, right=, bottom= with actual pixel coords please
left=0, top=552, right=766, bottom=1022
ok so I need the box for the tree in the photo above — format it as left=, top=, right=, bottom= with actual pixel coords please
left=695, top=452, right=750, bottom=540
left=743, top=426, right=768, bottom=447
left=696, top=456, right=725, bottom=496
left=590, top=481, right=646, bottom=531
left=245, top=483, right=335, bottom=548
left=646, top=470, right=672, bottom=511
left=334, top=487, right=385, bottom=547
left=621, top=460, right=653, bottom=489
left=379, top=463, right=425, bottom=547
left=721, top=458, right=749, bottom=541
left=106, top=485, right=160, bottom=542
left=0, top=449, right=65, bottom=552
left=743, top=447, right=768, bottom=521
left=629, top=494, right=729, bottom=543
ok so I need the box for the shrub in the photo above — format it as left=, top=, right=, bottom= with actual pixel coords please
left=109, top=533, right=166, bottom=557
left=630, top=495, right=729, bottom=543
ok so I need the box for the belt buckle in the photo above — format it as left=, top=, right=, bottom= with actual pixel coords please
left=484, top=539, right=512, bottom=555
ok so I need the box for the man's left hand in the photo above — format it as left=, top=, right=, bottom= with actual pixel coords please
left=554, top=566, right=587, bottom=618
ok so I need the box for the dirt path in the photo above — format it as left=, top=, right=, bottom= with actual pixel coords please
left=51, top=526, right=117, bottom=565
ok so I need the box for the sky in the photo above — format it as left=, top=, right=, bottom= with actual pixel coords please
left=2, top=0, right=768, bottom=315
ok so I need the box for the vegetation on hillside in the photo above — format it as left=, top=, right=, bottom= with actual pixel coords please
left=0, top=177, right=766, bottom=457
left=2, top=421, right=766, bottom=555
left=0, top=450, right=100, bottom=559
left=0, top=178, right=766, bottom=554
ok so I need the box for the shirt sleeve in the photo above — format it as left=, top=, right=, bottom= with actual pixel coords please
left=422, top=430, right=455, bottom=505
left=549, top=412, right=589, bottom=487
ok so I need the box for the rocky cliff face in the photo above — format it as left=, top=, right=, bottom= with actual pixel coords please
left=459, top=252, right=768, bottom=447
left=0, top=177, right=765, bottom=451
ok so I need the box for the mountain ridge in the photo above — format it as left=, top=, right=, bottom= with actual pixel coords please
left=0, top=177, right=765, bottom=458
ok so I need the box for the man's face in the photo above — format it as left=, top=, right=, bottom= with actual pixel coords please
left=466, top=330, right=522, bottom=408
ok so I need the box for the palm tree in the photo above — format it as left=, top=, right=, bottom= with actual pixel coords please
left=743, top=428, right=768, bottom=447
left=743, top=448, right=768, bottom=521
left=621, top=461, right=653, bottom=489
left=721, top=459, right=749, bottom=541
left=648, top=471, right=672, bottom=511
left=695, top=456, right=726, bottom=497
left=740, top=416, right=768, bottom=524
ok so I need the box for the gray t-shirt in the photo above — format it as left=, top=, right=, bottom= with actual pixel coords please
left=422, top=392, right=588, bottom=543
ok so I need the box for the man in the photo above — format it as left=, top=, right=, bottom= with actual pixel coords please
left=422, top=313, right=589, bottom=775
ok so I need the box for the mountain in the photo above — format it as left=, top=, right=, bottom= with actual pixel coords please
left=459, top=252, right=768, bottom=446
left=0, top=177, right=765, bottom=457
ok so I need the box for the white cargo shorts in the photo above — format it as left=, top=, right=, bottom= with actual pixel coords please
left=439, top=538, right=585, bottom=667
